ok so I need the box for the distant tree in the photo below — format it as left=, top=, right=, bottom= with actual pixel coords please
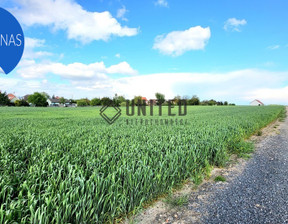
left=28, top=92, right=48, bottom=107
left=15, top=99, right=29, bottom=107
left=84, top=98, right=90, bottom=105
left=59, top=97, right=66, bottom=104
left=173, top=95, right=181, bottom=105
left=120, top=101, right=126, bottom=107
left=133, top=96, right=144, bottom=106
left=118, top=96, right=126, bottom=103
left=41, top=92, right=50, bottom=99
left=69, top=99, right=77, bottom=104
left=217, top=101, right=224, bottom=106
left=188, top=95, right=200, bottom=105
left=200, top=99, right=217, bottom=106
left=77, top=99, right=89, bottom=107
left=90, top=98, right=101, bottom=106
left=208, top=99, right=217, bottom=106
left=113, top=94, right=125, bottom=106
left=224, top=101, right=228, bottom=106
left=155, top=92, right=165, bottom=105
left=0, top=91, right=10, bottom=106
left=182, top=95, right=190, bottom=100
left=101, top=97, right=112, bottom=106
left=200, top=100, right=209, bottom=106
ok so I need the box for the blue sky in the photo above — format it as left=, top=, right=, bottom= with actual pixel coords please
left=0, top=0, right=288, bottom=104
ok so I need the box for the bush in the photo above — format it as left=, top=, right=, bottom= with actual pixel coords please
left=120, top=101, right=126, bottom=107
left=0, top=92, right=10, bottom=106
left=77, top=100, right=89, bottom=107
left=101, top=97, right=112, bottom=106
left=15, top=99, right=29, bottom=107
left=90, top=98, right=101, bottom=106
left=28, top=92, right=48, bottom=107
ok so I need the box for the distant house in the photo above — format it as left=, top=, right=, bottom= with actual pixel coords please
left=8, top=93, right=19, bottom=103
left=47, top=98, right=76, bottom=107
left=21, top=94, right=31, bottom=101
left=250, top=99, right=264, bottom=106
left=148, top=99, right=157, bottom=106
left=47, top=98, right=60, bottom=107
left=139, top=97, right=147, bottom=105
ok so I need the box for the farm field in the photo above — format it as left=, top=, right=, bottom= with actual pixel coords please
left=0, top=106, right=285, bottom=223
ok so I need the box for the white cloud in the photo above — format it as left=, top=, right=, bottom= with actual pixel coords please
left=0, top=67, right=4, bottom=74
left=244, top=86, right=288, bottom=104
left=115, top=53, right=121, bottom=58
left=155, top=0, right=168, bottom=7
left=25, top=37, right=45, bottom=48
left=224, top=18, right=247, bottom=32
left=23, top=37, right=53, bottom=59
left=107, top=62, right=138, bottom=75
left=110, top=69, right=288, bottom=105
left=268, top=45, right=280, bottom=50
left=153, top=26, right=211, bottom=56
left=117, top=6, right=128, bottom=21
left=17, top=60, right=137, bottom=79
left=12, top=0, right=138, bottom=43
left=3, top=66, right=288, bottom=105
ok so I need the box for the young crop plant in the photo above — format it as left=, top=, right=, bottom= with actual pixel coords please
left=0, top=105, right=284, bottom=223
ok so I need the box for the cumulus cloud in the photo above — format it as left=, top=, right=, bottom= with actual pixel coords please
left=224, top=18, right=247, bottom=32
left=25, top=37, right=45, bottom=48
left=117, top=6, right=128, bottom=21
left=12, top=0, right=138, bottom=43
left=244, top=86, right=288, bottom=104
left=23, top=37, right=53, bottom=59
left=153, top=26, right=211, bottom=56
left=111, top=69, right=288, bottom=105
left=106, top=62, right=138, bottom=75
left=155, top=0, right=168, bottom=7
left=3, top=68, right=288, bottom=104
left=17, top=60, right=138, bottom=79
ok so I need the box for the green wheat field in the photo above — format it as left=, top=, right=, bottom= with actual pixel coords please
left=0, top=106, right=285, bottom=223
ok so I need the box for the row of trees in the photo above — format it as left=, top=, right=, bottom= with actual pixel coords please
left=131, top=93, right=235, bottom=106
left=76, top=94, right=126, bottom=107
left=0, top=92, right=51, bottom=107
left=0, top=91, right=235, bottom=107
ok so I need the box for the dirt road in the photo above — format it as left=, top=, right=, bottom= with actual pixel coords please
left=201, top=109, right=288, bottom=223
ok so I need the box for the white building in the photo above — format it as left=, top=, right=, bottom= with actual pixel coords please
left=47, top=98, right=60, bottom=106
left=250, top=99, right=264, bottom=106
left=8, top=93, right=19, bottom=103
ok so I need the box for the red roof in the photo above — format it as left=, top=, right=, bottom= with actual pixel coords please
left=255, top=99, right=264, bottom=105
left=142, top=97, right=148, bottom=101
left=8, top=93, right=16, bottom=100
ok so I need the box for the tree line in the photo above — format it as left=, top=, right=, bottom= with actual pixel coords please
left=0, top=91, right=235, bottom=107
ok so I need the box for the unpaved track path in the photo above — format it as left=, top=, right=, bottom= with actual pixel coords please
left=201, top=108, right=288, bottom=224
